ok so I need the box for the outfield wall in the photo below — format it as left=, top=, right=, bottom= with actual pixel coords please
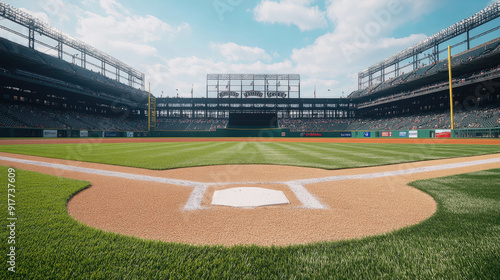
left=0, top=127, right=147, bottom=138
left=150, top=128, right=500, bottom=139
left=1, top=127, right=499, bottom=139
left=149, top=128, right=288, bottom=138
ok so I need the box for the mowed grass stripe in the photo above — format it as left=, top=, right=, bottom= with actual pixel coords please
left=172, top=142, right=248, bottom=167
left=145, top=142, right=239, bottom=169
left=1, top=166, right=498, bottom=278
left=333, top=143, right=438, bottom=162
left=332, top=143, right=499, bottom=163
left=0, top=142, right=499, bottom=170
left=268, top=142, right=348, bottom=168
left=277, top=142, right=370, bottom=168
left=258, top=142, right=305, bottom=164
left=293, top=142, right=396, bottom=163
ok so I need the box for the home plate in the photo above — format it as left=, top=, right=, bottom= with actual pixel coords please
left=212, top=187, right=290, bottom=208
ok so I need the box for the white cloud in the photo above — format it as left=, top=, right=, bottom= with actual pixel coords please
left=211, top=42, right=272, bottom=62
left=75, top=1, right=189, bottom=60
left=288, top=0, right=435, bottom=94
left=98, top=0, right=129, bottom=18
left=326, top=0, right=433, bottom=36
left=42, top=0, right=80, bottom=22
left=254, top=0, right=327, bottom=31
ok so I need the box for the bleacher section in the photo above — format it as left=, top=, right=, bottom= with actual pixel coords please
left=350, top=38, right=500, bottom=99
left=0, top=103, right=497, bottom=133
left=279, top=106, right=500, bottom=132
left=280, top=119, right=349, bottom=132
left=358, top=65, right=500, bottom=109
left=0, top=37, right=150, bottom=133
left=0, top=104, right=147, bottom=131
left=157, top=118, right=227, bottom=131
left=0, top=38, right=148, bottom=103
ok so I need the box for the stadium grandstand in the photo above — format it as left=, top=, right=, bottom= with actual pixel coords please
left=0, top=2, right=149, bottom=137
left=0, top=1, right=499, bottom=138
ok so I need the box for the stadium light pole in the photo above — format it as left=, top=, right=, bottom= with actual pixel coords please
left=448, top=45, right=454, bottom=130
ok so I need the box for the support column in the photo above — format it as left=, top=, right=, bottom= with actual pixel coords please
left=206, top=76, right=209, bottom=98
left=101, top=60, right=106, bottom=76
left=433, top=44, right=440, bottom=63
left=57, top=41, right=63, bottom=59
left=287, top=78, right=290, bottom=99
left=298, top=81, right=301, bottom=98
left=28, top=27, right=35, bottom=49
left=141, top=74, right=145, bottom=91
left=413, top=53, right=419, bottom=70
left=467, top=30, right=470, bottom=50
left=81, top=51, right=86, bottom=69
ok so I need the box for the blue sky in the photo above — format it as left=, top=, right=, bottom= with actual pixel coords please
left=1, top=0, right=498, bottom=98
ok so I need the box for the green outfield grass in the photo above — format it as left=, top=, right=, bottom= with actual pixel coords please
left=0, top=166, right=499, bottom=279
left=0, top=142, right=499, bottom=169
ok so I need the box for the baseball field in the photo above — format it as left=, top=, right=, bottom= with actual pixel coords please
left=0, top=137, right=499, bottom=279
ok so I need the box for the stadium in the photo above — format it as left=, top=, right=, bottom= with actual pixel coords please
left=1, top=1, right=500, bottom=279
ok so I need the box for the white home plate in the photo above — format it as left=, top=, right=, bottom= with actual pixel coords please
left=212, top=187, right=290, bottom=208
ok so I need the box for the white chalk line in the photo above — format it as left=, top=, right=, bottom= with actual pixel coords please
left=289, top=158, right=500, bottom=185
left=0, top=156, right=205, bottom=188
left=1, top=156, right=499, bottom=211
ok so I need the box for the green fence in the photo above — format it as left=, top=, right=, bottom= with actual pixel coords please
left=149, top=128, right=288, bottom=138
left=1, top=127, right=499, bottom=139
left=0, top=127, right=147, bottom=138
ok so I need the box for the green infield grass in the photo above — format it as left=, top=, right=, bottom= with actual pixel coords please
left=0, top=166, right=499, bottom=279
left=0, top=141, right=499, bottom=169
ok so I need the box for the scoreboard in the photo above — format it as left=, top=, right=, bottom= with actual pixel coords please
left=206, top=74, right=300, bottom=99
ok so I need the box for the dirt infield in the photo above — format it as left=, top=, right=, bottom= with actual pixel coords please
left=1, top=137, right=500, bottom=145
left=1, top=148, right=499, bottom=247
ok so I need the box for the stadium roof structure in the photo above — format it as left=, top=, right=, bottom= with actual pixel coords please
left=0, top=1, right=145, bottom=91
left=358, top=1, right=500, bottom=90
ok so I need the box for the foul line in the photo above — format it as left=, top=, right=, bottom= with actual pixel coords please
left=0, top=156, right=205, bottom=188
left=1, top=156, right=499, bottom=211
left=289, top=158, right=500, bottom=186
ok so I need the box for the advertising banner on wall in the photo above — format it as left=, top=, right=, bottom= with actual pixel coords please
left=381, top=131, right=392, bottom=137
left=436, top=129, right=452, bottom=138
left=409, top=131, right=418, bottom=138
left=301, top=133, right=322, bottom=137
left=43, top=130, right=57, bottom=138
left=126, top=132, right=134, bottom=138
left=104, top=131, right=119, bottom=137
left=399, top=131, right=408, bottom=138
left=340, top=132, right=352, bottom=137
left=80, top=131, right=89, bottom=138
left=364, top=132, right=371, bottom=138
